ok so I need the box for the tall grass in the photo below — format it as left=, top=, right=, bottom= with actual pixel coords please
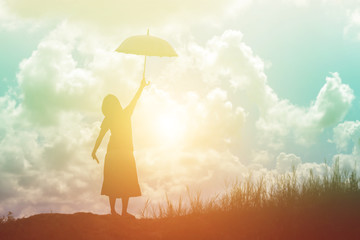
left=0, top=212, right=15, bottom=224
left=141, top=158, right=360, bottom=218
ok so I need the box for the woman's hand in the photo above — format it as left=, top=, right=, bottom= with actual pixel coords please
left=92, top=151, right=99, bottom=164
left=141, top=77, right=150, bottom=88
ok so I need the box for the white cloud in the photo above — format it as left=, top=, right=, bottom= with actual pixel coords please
left=169, top=30, right=354, bottom=151
left=136, top=149, right=248, bottom=203
left=251, top=150, right=275, bottom=168
left=0, top=109, right=106, bottom=217
left=344, top=8, right=360, bottom=40
left=276, top=152, right=302, bottom=173
left=0, top=0, right=44, bottom=31
left=0, top=0, right=23, bottom=30
left=333, top=120, right=360, bottom=152
left=295, top=162, right=330, bottom=179
left=331, top=120, right=360, bottom=175
left=16, top=21, right=148, bottom=125
left=256, top=73, right=354, bottom=148
left=311, top=73, right=354, bottom=127
left=332, top=153, right=360, bottom=174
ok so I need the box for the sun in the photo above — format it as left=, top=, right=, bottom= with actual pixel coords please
left=156, top=113, right=184, bottom=143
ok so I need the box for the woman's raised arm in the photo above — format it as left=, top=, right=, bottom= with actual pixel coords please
left=126, top=77, right=148, bottom=116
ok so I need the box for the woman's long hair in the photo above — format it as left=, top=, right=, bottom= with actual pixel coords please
left=102, top=94, right=123, bottom=118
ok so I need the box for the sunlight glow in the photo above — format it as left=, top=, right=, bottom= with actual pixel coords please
left=156, top=113, right=184, bottom=143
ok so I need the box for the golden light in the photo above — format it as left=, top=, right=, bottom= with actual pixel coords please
left=156, top=113, right=184, bottom=143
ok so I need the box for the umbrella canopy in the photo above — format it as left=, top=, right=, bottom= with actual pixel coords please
left=116, top=34, right=177, bottom=57
left=115, top=30, right=177, bottom=80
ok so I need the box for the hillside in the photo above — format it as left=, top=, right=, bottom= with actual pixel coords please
left=1, top=207, right=360, bottom=240
left=2, top=163, right=360, bottom=240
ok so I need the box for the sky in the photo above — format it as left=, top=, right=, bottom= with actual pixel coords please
left=1, top=0, right=360, bottom=217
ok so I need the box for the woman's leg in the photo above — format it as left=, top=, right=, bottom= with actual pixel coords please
left=121, top=197, right=129, bottom=215
left=109, top=196, right=117, bottom=214
left=121, top=197, right=135, bottom=218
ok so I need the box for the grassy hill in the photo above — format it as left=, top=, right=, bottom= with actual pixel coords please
left=1, top=207, right=360, bottom=240
left=1, top=160, right=360, bottom=240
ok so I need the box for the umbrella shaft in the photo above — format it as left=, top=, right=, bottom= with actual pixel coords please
left=143, top=56, right=147, bottom=79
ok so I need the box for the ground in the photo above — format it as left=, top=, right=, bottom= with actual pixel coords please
left=1, top=207, right=360, bottom=240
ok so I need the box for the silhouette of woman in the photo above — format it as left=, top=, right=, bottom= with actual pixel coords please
left=92, top=77, right=148, bottom=217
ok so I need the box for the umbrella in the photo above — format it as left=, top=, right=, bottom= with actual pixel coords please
left=116, top=29, right=178, bottom=81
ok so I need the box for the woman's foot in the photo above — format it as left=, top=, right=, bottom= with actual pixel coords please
left=122, top=212, right=136, bottom=219
left=111, top=210, right=120, bottom=216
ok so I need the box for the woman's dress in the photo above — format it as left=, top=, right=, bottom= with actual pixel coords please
left=100, top=108, right=141, bottom=197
